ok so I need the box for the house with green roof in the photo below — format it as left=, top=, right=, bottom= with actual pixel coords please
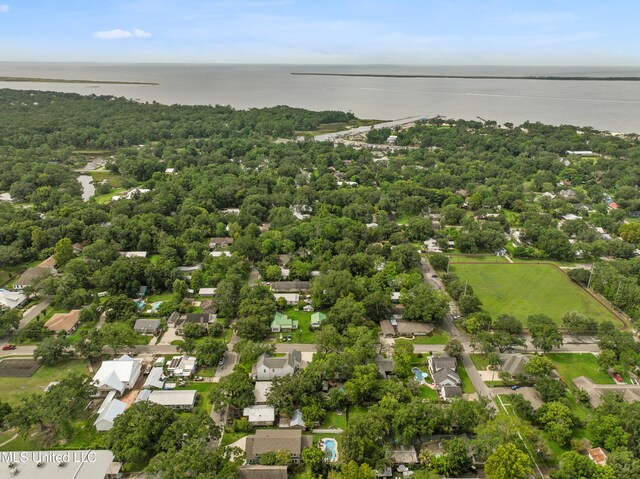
left=271, top=312, right=298, bottom=333
left=310, top=312, right=326, bottom=330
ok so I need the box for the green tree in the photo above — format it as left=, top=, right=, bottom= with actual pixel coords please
left=428, top=253, right=449, bottom=271
left=344, top=363, right=379, bottom=405
left=100, top=322, right=137, bottom=355
left=535, top=377, right=566, bottom=402
left=444, top=338, right=464, bottom=360
left=393, top=340, right=414, bottom=379
left=259, top=450, right=291, bottom=466
left=528, top=314, right=563, bottom=353
left=326, top=296, right=367, bottom=333
left=104, top=294, right=137, bottom=322
left=303, top=447, right=329, bottom=478
left=0, top=307, right=21, bottom=338
left=537, top=401, right=575, bottom=445
left=196, top=337, right=227, bottom=366
left=33, top=336, right=72, bottom=365
left=209, top=368, right=255, bottom=411
left=147, top=439, right=245, bottom=479
left=485, top=443, right=532, bottom=479
left=172, top=278, right=189, bottom=302
left=54, top=237, right=75, bottom=268
left=524, top=355, right=555, bottom=377
left=329, top=461, right=375, bottom=479
left=401, top=283, right=449, bottom=323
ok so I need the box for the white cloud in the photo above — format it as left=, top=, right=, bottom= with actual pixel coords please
left=93, top=28, right=152, bottom=40
left=0, top=4, right=9, bottom=13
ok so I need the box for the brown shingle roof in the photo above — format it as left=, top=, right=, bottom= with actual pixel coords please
left=45, top=310, right=81, bottom=333
left=245, top=429, right=306, bottom=460
left=239, top=466, right=288, bottom=479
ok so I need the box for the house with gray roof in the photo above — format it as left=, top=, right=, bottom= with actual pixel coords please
left=134, top=318, right=160, bottom=334
left=244, top=429, right=312, bottom=465
left=500, top=353, right=530, bottom=377
left=13, top=265, right=55, bottom=290
left=254, top=350, right=302, bottom=381
left=428, top=354, right=462, bottom=400
left=269, top=281, right=311, bottom=293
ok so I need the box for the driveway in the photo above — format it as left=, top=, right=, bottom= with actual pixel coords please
left=157, top=326, right=179, bottom=346
left=19, top=298, right=50, bottom=329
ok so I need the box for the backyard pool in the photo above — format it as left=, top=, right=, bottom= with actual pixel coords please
left=152, top=301, right=163, bottom=312
left=412, top=367, right=428, bottom=384
left=135, top=299, right=145, bottom=310
left=321, top=438, right=338, bottom=462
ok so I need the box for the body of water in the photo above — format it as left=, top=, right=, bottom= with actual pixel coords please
left=1, top=63, right=640, bottom=133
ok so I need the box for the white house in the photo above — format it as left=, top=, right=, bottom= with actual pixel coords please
left=254, top=350, right=302, bottom=381
left=92, top=354, right=143, bottom=396
left=243, top=405, right=276, bottom=426
left=167, top=355, right=197, bottom=377
left=136, top=389, right=197, bottom=410
left=94, top=391, right=126, bottom=431
left=0, top=289, right=27, bottom=309
left=273, top=293, right=300, bottom=305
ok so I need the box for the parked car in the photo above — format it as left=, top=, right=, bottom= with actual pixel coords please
left=218, top=357, right=225, bottom=366
left=2, top=344, right=16, bottom=351
left=613, top=372, right=624, bottom=383
left=510, top=385, right=521, bottom=390
left=194, top=376, right=204, bottom=382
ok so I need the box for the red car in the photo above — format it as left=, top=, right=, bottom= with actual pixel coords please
left=613, top=373, right=624, bottom=383
left=2, top=344, right=16, bottom=351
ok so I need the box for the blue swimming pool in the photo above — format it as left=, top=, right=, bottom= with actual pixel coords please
left=152, top=301, right=163, bottom=312
left=323, top=438, right=338, bottom=462
left=135, top=299, right=145, bottom=310
left=412, top=367, right=428, bottom=383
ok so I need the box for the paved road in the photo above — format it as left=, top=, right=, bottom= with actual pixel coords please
left=314, top=116, right=426, bottom=142
left=276, top=343, right=317, bottom=353
left=19, top=298, right=50, bottom=329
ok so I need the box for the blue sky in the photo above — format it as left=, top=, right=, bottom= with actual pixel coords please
left=0, top=0, right=637, bottom=64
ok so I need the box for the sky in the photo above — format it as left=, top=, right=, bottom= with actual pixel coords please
left=0, top=0, right=638, bottom=65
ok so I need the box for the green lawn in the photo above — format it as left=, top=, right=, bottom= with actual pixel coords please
left=412, top=327, right=450, bottom=345
left=346, top=405, right=369, bottom=422
left=273, top=308, right=321, bottom=344
left=458, top=364, right=476, bottom=394
left=321, top=411, right=347, bottom=430
left=418, top=386, right=440, bottom=400
left=448, top=255, right=510, bottom=264
left=0, top=359, right=91, bottom=406
left=450, top=263, right=621, bottom=326
left=94, top=188, right=126, bottom=204
left=220, top=431, right=251, bottom=447
left=470, top=354, right=492, bottom=371
left=547, top=353, right=614, bottom=385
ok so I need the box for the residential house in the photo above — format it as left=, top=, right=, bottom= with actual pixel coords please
left=13, top=265, right=55, bottom=290
left=136, top=389, right=197, bottom=410
left=573, top=376, right=640, bottom=408
left=245, top=429, right=312, bottom=464
left=92, top=354, right=143, bottom=396
left=0, top=192, right=13, bottom=202
left=243, top=405, right=276, bottom=426
left=133, top=319, right=160, bottom=335
left=270, top=312, right=298, bottom=333
left=119, top=251, right=148, bottom=258
left=175, top=312, right=217, bottom=334
left=500, top=354, right=530, bottom=377
left=428, top=355, right=462, bottom=400
left=375, top=355, right=395, bottom=378
left=273, top=293, right=300, bottom=305
left=380, top=319, right=435, bottom=338
left=94, top=391, right=126, bottom=431
left=221, top=208, right=241, bottom=215
left=209, top=237, right=234, bottom=249
left=390, top=292, right=401, bottom=303
left=142, top=367, right=165, bottom=390
left=111, top=188, right=150, bottom=201
left=253, top=381, right=272, bottom=404
left=310, top=312, right=326, bottom=330
left=45, top=309, right=82, bottom=334
left=199, top=287, right=216, bottom=297
left=588, top=447, right=609, bottom=466
left=287, top=409, right=306, bottom=429
left=566, top=150, right=597, bottom=156
left=391, top=446, right=418, bottom=464
left=0, top=288, right=27, bottom=309
left=167, top=355, right=197, bottom=377
left=269, top=281, right=311, bottom=293
left=3, top=449, right=121, bottom=479
left=254, top=350, right=302, bottom=381
left=239, top=466, right=288, bottom=479
left=302, top=304, right=314, bottom=312
left=210, top=251, right=232, bottom=258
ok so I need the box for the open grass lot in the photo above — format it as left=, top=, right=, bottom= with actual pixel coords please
left=418, top=386, right=440, bottom=400
left=547, top=353, right=614, bottom=385
left=457, top=364, right=476, bottom=394
left=175, top=381, right=214, bottom=414
left=412, top=327, right=450, bottom=345
left=450, top=263, right=621, bottom=326
left=321, top=411, right=347, bottom=429
left=448, top=255, right=510, bottom=264
left=470, top=354, right=492, bottom=371
left=0, top=359, right=90, bottom=406
left=273, top=308, right=321, bottom=344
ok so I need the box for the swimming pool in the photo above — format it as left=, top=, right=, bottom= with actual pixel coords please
left=322, top=438, right=338, bottom=462
left=152, top=301, right=163, bottom=312
left=412, top=367, right=428, bottom=383
left=135, top=299, right=145, bottom=310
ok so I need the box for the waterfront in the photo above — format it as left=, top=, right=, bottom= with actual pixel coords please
left=1, top=63, right=640, bottom=132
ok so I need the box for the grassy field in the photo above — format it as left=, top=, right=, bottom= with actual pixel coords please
left=321, top=411, right=347, bottom=429
left=412, top=327, right=450, bottom=344
left=458, top=364, right=476, bottom=394
left=448, top=255, right=510, bottom=264
left=0, top=359, right=90, bottom=406
left=418, top=386, right=440, bottom=400
left=547, top=353, right=614, bottom=385
left=273, top=308, right=321, bottom=344
left=470, top=354, right=492, bottom=371
left=450, top=263, right=621, bottom=326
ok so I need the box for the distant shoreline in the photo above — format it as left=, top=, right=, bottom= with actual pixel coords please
left=0, top=76, right=158, bottom=85
left=291, top=72, right=640, bottom=81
